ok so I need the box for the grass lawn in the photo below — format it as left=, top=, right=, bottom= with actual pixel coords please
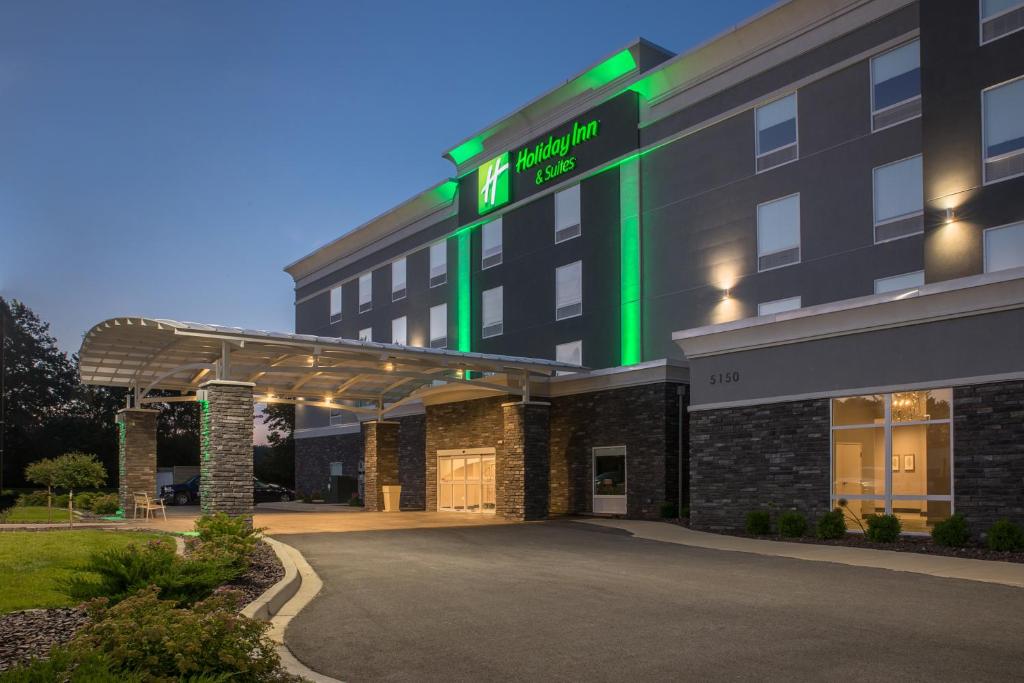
left=0, top=530, right=170, bottom=613
left=1, top=505, right=72, bottom=524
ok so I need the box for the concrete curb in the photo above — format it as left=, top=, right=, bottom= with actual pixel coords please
left=245, top=537, right=341, bottom=683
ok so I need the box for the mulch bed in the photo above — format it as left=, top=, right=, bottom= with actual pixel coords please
left=226, top=540, right=285, bottom=607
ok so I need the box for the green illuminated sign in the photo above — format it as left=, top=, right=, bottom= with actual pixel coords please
left=515, top=118, right=600, bottom=187
left=477, top=152, right=510, bottom=214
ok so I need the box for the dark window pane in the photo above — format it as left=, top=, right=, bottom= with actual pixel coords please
left=874, top=67, right=920, bottom=110
left=758, top=118, right=796, bottom=154
left=988, top=135, right=1024, bottom=158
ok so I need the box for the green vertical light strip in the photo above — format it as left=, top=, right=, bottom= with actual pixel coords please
left=619, top=157, right=641, bottom=366
left=456, top=232, right=471, bottom=353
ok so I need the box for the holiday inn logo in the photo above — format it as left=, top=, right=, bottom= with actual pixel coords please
left=477, top=152, right=509, bottom=214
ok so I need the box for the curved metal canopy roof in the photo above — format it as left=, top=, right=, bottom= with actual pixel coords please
left=79, top=318, right=583, bottom=417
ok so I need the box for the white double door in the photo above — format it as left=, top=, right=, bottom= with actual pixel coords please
left=437, top=448, right=496, bottom=513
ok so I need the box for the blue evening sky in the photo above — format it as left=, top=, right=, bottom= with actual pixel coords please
left=1, top=0, right=777, bottom=353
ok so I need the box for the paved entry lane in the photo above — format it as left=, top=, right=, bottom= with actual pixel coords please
left=283, top=521, right=1024, bottom=682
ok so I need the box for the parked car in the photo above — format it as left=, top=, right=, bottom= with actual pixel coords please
left=161, top=476, right=295, bottom=505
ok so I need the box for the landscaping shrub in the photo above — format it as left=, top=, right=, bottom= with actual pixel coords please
left=53, top=493, right=69, bottom=509
left=931, top=514, right=971, bottom=547
left=348, top=494, right=363, bottom=507
left=986, top=518, right=1024, bottom=552
left=17, top=491, right=48, bottom=507
left=193, top=512, right=262, bottom=571
left=74, top=492, right=96, bottom=511
left=778, top=511, right=807, bottom=538
left=865, top=514, right=902, bottom=543
left=0, top=646, right=143, bottom=683
left=90, top=493, right=120, bottom=515
left=745, top=510, right=771, bottom=536
left=816, top=509, right=847, bottom=540
left=659, top=502, right=678, bottom=518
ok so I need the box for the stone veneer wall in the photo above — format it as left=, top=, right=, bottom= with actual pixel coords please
left=954, top=380, right=1024, bottom=529
left=199, top=382, right=255, bottom=519
left=396, top=414, right=426, bottom=510
left=689, top=397, right=830, bottom=531
left=498, top=402, right=550, bottom=520
left=294, top=431, right=362, bottom=500
left=117, top=409, right=158, bottom=517
left=362, top=421, right=400, bottom=512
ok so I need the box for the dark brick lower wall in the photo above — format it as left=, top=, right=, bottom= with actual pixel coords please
left=295, top=431, right=362, bottom=501
left=397, top=414, right=426, bottom=510
left=690, top=398, right=830, bottom=531
left=954, top=380, right=1024, bottom=529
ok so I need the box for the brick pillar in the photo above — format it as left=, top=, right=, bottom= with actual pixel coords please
left=116, top=408, right=158, bottom=517
left=363, top=421, right=400, bottom=512
left=199, top=381, right=254, bottom=521
left=498, top=402, right=550, bottom=521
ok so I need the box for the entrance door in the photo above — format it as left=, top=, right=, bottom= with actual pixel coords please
left=593, top=446, right=626, bottom=514
left=437, top=448, right=496, bottom=513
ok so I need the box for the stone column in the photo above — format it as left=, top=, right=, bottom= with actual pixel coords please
left=498, top=402, right=550, bottom=521
left=199, top=381, right=255, bottom=520
left=362, top=420, right=400, bottom=512
left=116, top=408, right=159, bottom=517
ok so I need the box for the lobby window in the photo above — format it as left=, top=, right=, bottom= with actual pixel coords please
left=554, top=185, right=581, bottom=243
left=757, top=194, right=801, bottom=271
left=873, top=155, right=923, bottom=243
left=755, top=93, right=798, bottom=172
left=831, top=389, right=952, bottom=533
left=757, top=296, right=801, bottom=316
left=555, top=340, right=582, bottom=376
left=429, top=241, right=447, bottom=287
left=429, top=303, right=447, bottom=349
left=358, top=273, right=372, bottom=313
left=984, top=221, right=1024, bottom=272
left=983, top=76, right=1024, bottom=184
left=329, top=406, right=357, bottom=427
left=981, top=0, right=1024, bottom=43
left=391, top=316, right=407, bottom=346
left=555, top=261, right=583, bottom=320
left=481, top=218, right=502, bottom=269
left=875, top=270, right=924, bottom=294
left=358, top=327, right=372, bottom=342
left=482, top=286, right=503, bottom=338
left=329, top=286, right=342, bottom=324
left=870, top=40, right=921, bottom=131
left=391, top=257, right=406, bottom=302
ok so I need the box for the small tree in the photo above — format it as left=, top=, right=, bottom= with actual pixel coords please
left=51, top=452, right=106, bottom=527
left=24, top=457, right=59, bottom=522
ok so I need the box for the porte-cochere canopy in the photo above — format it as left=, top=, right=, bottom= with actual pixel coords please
left=79, top=318, right=582, bottom=416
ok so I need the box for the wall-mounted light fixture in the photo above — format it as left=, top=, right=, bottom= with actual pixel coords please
left=945, top=208, right=956, bottom=224
left=722, top=288, right=731, bottom=301
left=384, top=362, right=394, bottom=372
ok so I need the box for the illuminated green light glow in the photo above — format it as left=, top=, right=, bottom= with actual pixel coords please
left=448, top=136, right=486, bottom=166
left=457, top=232, right=471, bottom=352
left=431, top=179, right=458, bottom=204
left=619, top=157, right=642, bottom=366
left=477, top=152, right=510, bottom=213
left=582, top=49, right=637, bottom=89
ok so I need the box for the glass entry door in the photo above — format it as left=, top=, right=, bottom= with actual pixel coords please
left=593, top=446, right=626, bottom=514
left=437, top=448, right=496, bottom=513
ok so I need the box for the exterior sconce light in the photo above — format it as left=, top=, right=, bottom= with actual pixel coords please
left=384, top=362, right=395, bottom=372
left=722, top=289, right=731, bottom=301
left=945, top=208, right=956, bottom=224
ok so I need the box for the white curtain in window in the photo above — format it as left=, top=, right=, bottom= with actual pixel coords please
left=430, top=242, right=447, bottom=277
left=983, top=0, right=1021, bottom=18
left=874, top=155, right=923, bottom=223
left=985, top=222, right=1024, bottom=273
left=358, top=273, right=372, bottom=305
left=875, top=271, right=924, bottom=294
left=482, top=287, right=503, bottom=327
left=391, top=316, right=407, bottom=345
left=872, top=41, right=919, bottom=85
left=757, top=195, right=800, bottom=255
left=556, top=340, right=582, bottom=366
left=392, top=258, right=406, bottom=292
left=430, top=304, right=447, bottom=342
left=555, top=185, right=581, bottom=230
left=556, top=261, right=582, bottom=308
left=359, top=327, right=372, bottom=342
left=482, top=219, right=502, bottom=258
left=985, top=79, right=1024, bottom=158
left=329, top=286, right=341, bottom=316
left=756, top=94, right=796, bottom=133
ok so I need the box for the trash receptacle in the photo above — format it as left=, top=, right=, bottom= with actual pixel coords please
left=382, top=485, right=402, bottom=512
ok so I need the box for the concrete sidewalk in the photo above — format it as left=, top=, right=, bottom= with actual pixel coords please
left=578, top=519, right=1024, bottom=588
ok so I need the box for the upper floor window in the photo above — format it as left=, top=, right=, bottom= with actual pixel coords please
left=755, top=93, right=798, bottom=172
left=430, top=303, right=447, bottom=349
left=391, top=316, right=407, bottom=346
left=873, top=155, right=924, bottom=243
left=358, top=327, right=372, bottom=342
left=482, top=286, right=503, bottom=338
left=874, top=270, right=924, bottom=294
left=871, top=40, right=921, bottom=131
left=391, top=257, right=406, bottom=302
left=981, top=0, right=1024, bottom=44
left=984, top=221, right=1024, bottom=272
left=329, top=286, right=342, bottom=323
left=429, top=241, right=447, bottom=287
left=756, top=194, right=801, bottom=271
left=554, top=185, right=582, bottom=243
left=757, top=296, right=801, bottom=316
left=482, top=218, right=503, bottom=269
left=983, top=76, right=1024, bottom=184
left=555, top=261, right=583, bottom=320
left=555, top=340, right=582, bottom=375
left=358, top=273, right=372, bottom=313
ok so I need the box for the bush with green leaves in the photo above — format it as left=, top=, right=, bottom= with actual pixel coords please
left=74, top=492, right=96, bottom=511
left=90, top=493, right=120, bottom=515
left=16, top=490, right=49, bottom=507
left=986, top=518, right=1024, bottom=552
left=816, top=509, right=847, bottom=540
left=53, top=493, right=70, bottom=509
left=865, top=514, right=902, bottom=543
left=659, top=502, right=678, bottom=519
left=745, top=510, right=771, bottom=535
left=193, top=512, right=262, bottom=570
left=931, top=514, right=971, bottom=547
left=778, top=511, right=807, bottom=538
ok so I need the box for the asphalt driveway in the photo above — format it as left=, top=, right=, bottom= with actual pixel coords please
left=283, top=521, right=1024, bottom=681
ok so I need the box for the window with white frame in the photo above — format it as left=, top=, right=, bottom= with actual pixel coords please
left=757, top=296, right=801, bottom=316
left=358, top=327, right=372, bottom=342
left=391, top=257, right=406, bottom=301
left=429, top=242, right=447, bottom=287
left=983, top=76, right=1024, bottom=183
left=554, top=185, right=581, bottom=243
left=984, top=221, right=1024, bottom=272
left=755, top=94, right=798, bottom=172
left=429, top=303, right=447, bottom=348
left=555, top=340, right=582, bottom=375
left=555, top=261, right=583, bottom=320
left=482, top=286, right=503, bottom=338
left=482, top=218, right=502, bottom=269
left=756, top=194, right=801, bottom=271
left=329, top=286, right=342, bottom=323
left=358, top=273, right=372, bottom=313
left=875, top=270, right=924, bottom=294
left=870, top=40, right=921, bottom=130
left=981, top=0, right=1024, bottom=44
left=873, top=155, right=923, bottom=242
left=391, top=316, right=407, bottom=346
